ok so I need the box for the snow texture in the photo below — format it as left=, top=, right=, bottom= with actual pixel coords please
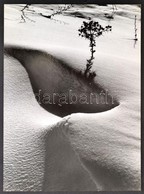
left=4, top=4, right=141, bottom=191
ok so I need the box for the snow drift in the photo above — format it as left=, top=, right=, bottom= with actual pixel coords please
left=4, top=4, right=141, bottom=192
left=4, top=51, right=141, bottom=191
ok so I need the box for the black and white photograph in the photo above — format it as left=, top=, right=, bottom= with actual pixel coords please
left=4, top=3, right=141, bottom=191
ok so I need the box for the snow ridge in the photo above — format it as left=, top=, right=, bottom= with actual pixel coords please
left=41, top=118, right=98, bottom=191
left=59, top=114, right=141, bottom=191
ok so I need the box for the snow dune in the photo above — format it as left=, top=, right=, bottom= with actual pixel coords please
left=4, top=47, right=141, bottom=191
left=42, top=114, right=141, bottom=191
left=3, top=55, right=103, bottom=191
left=4, top=4, right=141, bottom=191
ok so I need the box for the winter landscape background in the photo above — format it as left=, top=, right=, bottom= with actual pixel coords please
left=4, top=4, right=141, bottom=191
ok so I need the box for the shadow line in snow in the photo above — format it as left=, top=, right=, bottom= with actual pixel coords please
left=42, top=121, right=97, bottom=191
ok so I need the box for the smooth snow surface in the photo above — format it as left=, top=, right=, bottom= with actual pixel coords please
left=4, top=4, right=141, bottom=191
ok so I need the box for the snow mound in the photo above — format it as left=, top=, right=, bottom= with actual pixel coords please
left=4, top=4, right=140, bottom=191
left=4, top=55, right=60, bottom=191
left=37, top=114, right=141, bottom=191
left=60, top=112, right=141, bottom=191
left=5, top=46, right=119, bottom=117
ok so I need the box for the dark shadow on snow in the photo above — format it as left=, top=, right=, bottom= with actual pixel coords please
left=4, top=46, right=119, bottom=117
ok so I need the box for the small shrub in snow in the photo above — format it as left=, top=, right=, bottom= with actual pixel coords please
left=78, top=20, right=112, bottom=81
left=40, top=4, right=73, bottom=19
left=20, top=4, right=35, bottom=23
left=134, top=15, right=138, bottom=41
left=133, top=15, right=138, bottom=47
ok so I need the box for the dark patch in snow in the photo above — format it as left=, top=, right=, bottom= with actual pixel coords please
left=4, top=46, right=119, bottom=117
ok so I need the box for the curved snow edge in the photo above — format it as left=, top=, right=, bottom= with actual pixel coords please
left=4, top=45, right=120, bottom=117
left=57, top=115, right=141, bottom=191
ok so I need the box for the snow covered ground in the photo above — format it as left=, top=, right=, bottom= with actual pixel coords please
left=4, top=4, right=141, bottom=191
